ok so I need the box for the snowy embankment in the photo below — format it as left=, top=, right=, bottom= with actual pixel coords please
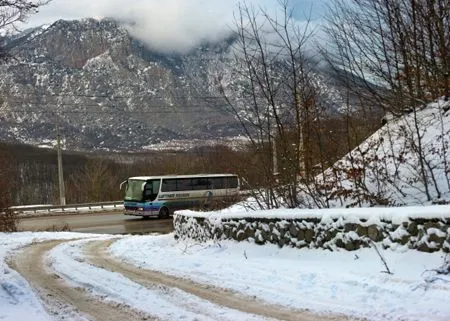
left=312, top=98, right=450, bottom=207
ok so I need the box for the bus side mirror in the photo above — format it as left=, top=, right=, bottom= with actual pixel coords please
left=119, top=180, right=127, bottom=190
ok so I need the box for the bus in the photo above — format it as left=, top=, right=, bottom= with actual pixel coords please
left=121, top=174, right=240, bottom=218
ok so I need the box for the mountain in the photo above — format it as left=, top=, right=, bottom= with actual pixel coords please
left=0, top=18, right=243, bottom=151
left=0, top=18, right=368, bottom=152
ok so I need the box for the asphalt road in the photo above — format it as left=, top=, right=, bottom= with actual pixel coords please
left=17, top=211, right=174, bottom=235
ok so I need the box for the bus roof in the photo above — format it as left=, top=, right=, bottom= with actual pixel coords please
left=128, top=174, right=238, bottom=180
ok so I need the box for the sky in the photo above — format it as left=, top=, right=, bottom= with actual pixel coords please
left=1, top=205, right=450, bottom=321
left=21, top=0, right=330, bottom=53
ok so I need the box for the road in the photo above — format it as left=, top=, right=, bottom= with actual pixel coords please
left=18, top=211, right=174, bottom=234
left=9, top=238, right=351, bottom=321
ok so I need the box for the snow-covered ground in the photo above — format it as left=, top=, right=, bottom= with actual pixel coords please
left=110, top=234, right=450, bottom=320
left=1, top=221, right=449, bottom=321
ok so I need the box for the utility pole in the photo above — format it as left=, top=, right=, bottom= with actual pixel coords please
left=56, top=110, right=66, bottom=205
left=445, top=72, right=449, bottom=101
left=272, top=133, right=278, bottom=177
left=295, top=93, right=305, bottom=179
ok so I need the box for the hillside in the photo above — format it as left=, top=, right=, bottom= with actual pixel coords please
left=313, top=97, right=450, bottom=207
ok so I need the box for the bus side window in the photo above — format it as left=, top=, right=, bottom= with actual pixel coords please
left=192, top=178, right=211, bottom=190
left=153, top=180, right=161, bottom=194
left=162, top=179, right=177, bottom=192
left=177, top=178, right=192, bottom=191
left=211, top=177, right=225, bottom=189
left=228, top=177, right=238, bottom=188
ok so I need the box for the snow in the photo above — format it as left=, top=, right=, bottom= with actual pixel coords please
left=1, top=219, right=449, bottom=321
left=47, top=238, right=265, bottom=321
left=0, top=232, right=94, bottom=321
left=179, top=204, right=450, bottom=224
left=313, top=98, right=450, bottom=207
left=111, top=235, right=450, bottom=320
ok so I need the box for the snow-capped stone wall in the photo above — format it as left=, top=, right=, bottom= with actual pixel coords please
left=173, top=206, right=450, bottom=252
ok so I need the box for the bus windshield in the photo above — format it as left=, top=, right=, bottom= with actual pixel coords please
left=124, top=179, right=146, bottom=201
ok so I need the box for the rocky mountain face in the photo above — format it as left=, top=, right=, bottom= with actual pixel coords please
left=0, top=18, right=241, bottom=151
left=0, top=18, right=363, bottom=152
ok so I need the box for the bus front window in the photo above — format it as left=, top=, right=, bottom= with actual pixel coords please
left=124, top=180, right=146, bottom=201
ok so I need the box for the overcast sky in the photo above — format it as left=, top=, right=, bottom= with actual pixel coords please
left=23, top=0, right=329, bottom=53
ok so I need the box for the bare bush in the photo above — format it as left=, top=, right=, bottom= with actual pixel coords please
left=1, top=0, right=50, bottom=61
left=0, top=210, right=18, bottom=232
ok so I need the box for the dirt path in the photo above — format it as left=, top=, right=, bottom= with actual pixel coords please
left=9, top=240, right=155, bottom=321
left=85, top=239, right=353, bottom=321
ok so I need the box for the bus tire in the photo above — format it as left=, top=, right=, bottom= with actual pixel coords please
left=158, top=207, right=170, bottom=219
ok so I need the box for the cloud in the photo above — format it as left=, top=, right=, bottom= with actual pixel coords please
left=104, top=0, right=235, bottom=53
left=24, top=0, right=328, bottom=54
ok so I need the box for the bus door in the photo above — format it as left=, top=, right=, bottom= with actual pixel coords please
left=143, top=179, right=161, bottom=202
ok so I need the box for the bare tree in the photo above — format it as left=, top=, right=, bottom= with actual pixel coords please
left=0, top=149, right=17, bottom=231
left=67, top=158, right=121, bottom=203
left=1, top=0, right=50, bottom=59
left=0, top=0, right=49, bottom=29
left=324, top=0, right=449, bottom=111
left=219, top=0, right=316, bottom=208
left=319, top=0, right=450, bottom=205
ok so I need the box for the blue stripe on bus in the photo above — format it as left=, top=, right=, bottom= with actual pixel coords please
left=124, top=201, right=164, bottom=211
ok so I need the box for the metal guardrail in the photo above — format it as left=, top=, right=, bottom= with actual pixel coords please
left=10, top=201, right=123, bottom=214
left=7, top=191, right=252, bottom=216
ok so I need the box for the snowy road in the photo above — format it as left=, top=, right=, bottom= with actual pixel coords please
left=8, top=237, right=352, bottom=321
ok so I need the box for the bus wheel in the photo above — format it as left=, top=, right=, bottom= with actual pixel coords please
left=158, top=207, right=170, bottom=219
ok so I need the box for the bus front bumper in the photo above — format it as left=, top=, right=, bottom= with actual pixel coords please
left=124, top=208, right=159, bottom=217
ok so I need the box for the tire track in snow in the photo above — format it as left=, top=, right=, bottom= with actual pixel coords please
left=50, top=238, right=273, bottom=320
left=9, top=239, right=154, bottom=321
left=85, top=239, right=354, bottom=321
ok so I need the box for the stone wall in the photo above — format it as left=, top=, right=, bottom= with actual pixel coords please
left=173, top=210, right=450, bottom=252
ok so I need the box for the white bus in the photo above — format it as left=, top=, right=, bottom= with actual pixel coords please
left=121, top=174, right=240, bottom=218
